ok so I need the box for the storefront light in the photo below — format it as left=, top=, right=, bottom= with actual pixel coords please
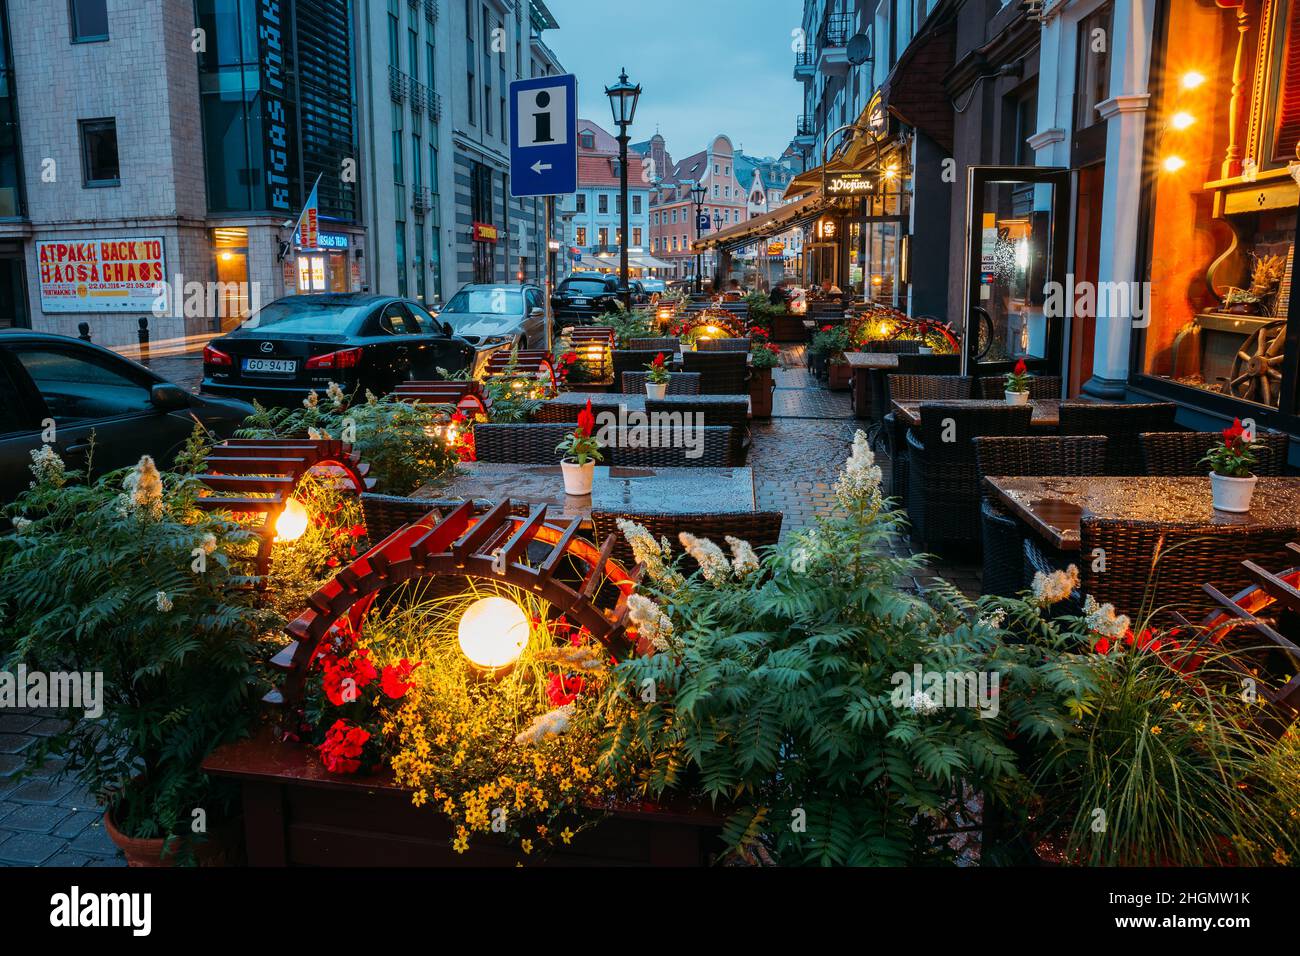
left=1163, top=155, right=1187, bottom=173
left=1170, top=111, right=1195, bottom=130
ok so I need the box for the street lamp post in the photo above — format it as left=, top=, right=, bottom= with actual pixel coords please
left=689, top=182, right=706, bottom=295
left=605, top=68, right=641, bottom=312
left=712, top=212, right=723, bottom=289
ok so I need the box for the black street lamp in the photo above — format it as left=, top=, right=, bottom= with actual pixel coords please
left=605, top=68, right=641, bottom=311
left=689, top=181, right=706, bottom=294
left=711, top=213, right=723, bottom=288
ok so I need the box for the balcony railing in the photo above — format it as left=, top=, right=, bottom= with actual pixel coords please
left=794, top=50, right=813, bottom=69
left=413, top=186, right=432, bottom=218
left=428, top=88, right=442, bottom=122
left=388, top=64, right=406, bottom=103
left=425, top=0, right=438, bottom=22
left=795, top=114, right=816, bottom=138
left=410, top=78, right=426, bottom=115
left=818, top=12, right=853, bottom=50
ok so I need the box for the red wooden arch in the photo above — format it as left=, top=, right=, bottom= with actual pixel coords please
left=196, top=438, right=372, bottom=577
left=392, top=380, right=492, bottom=419
left=269, top=501, right=645, bottom=718
left=482, top=349, right=558, bottom=395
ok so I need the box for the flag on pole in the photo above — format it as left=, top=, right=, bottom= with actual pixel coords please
left=294, top=174, right=323, bottom=250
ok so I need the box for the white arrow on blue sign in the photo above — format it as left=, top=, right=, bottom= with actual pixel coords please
left=510, top=74, right=578, bottom=197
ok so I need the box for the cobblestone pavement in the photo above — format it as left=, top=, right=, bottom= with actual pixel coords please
left=0, top=343, right=976, bottom=868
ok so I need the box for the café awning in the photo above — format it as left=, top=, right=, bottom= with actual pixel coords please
left=692, top=191, right=828, bottom=252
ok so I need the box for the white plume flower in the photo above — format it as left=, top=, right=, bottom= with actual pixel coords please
left=303, top=390, right=319, bottom=409
left=834, top=429, right=883, bottom=506
left=1082, top=594, right=1130, bottom=640
left=725, top=535, right=760, bottom=577
left=28, top=445, right=66, bottom=488
left=626, top=593, right=674, bottom=652
left=514, top=704, right=574, bottom=745
left=122, top=456, right=164, bottom=519
left=155, top=590, right=174, bottom=612
left=617, top=518, right=682, bottom=587
left=1031, top=565, right=1080, bottom=606
left=325, top=381, right=346, bottom=409
left=679, top=532, right=730, bottom=584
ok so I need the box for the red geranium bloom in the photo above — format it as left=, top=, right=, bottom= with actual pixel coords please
left=318, top=718, right=370, bottom=774
left=1013, top=358, right=1028, bottom=376
left=576, top=398, right=596, bottom=438
left=546, top=673, right=585, bottom=706
left=821, top=324, right=833, bottom=332
left=380, top=659, right=423, bottom=699
left=652, top=352, right=666, bottom=368
left=321, top=647, right=378, bottom=706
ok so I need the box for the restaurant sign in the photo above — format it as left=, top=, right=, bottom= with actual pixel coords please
left=767, top=242, right=785, bottom=256
left=472, top=222, right=499, bottom=243
left=37, top=237, right=166, bottom=313
left=825, top=171, right=875, bottom=195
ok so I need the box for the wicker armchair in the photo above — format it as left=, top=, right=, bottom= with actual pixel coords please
left=972, top=435, right=1108, bottom=598
left=592, top=509, right=783, bottom=569
left=613, top=425, right=733, bottom=468
left=864, top=339, right=921, bottom=354
left=626, top=337, right=680, bottom=352
left=1058, top=402, right=1178, bottom=475
left=532, top=398, right=624, bottom=424
left=1139, top=430, right=1292, bottom=476
left=472, top=423, right=579, bottom=464
left=645, top=396, right=750, bottom=464
left=682, top=351, right=750, bottom=394
left=905, top=403, right=1033, bottom=551
left=974, top=375, right=1063, bottom=400
left=621, top=371, right=701, bottom=395
left=612, top=350, right=666, bottom=390
left=882, top=375, right=974, bottom=501
left=696, top=337, right=751, bottom=352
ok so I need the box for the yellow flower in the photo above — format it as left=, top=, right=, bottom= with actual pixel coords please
left=1273, top=846, right=1291, bottom=866
left=560, top=827, right=574, bottom=845
left=521, top=839, right=533, bottom=855
left=1170, top=700, right=1182, bottom=711
left=1193, top=722, right=1205, bottom=733
left=1150, top=725, right=1162, bottom=736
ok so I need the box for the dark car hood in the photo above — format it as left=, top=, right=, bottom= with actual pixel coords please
left=439, top=312, right=522, bottom=337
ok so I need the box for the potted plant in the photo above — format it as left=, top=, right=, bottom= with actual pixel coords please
left=644, top=352, right=670, bottom=398
left=1201, top=417, right=1263, bottom=513
left=0, top=443, right=274, bottom=865
left=555, top=398, right=602, bottom=496
left=1004, top=358, right=1032, bottom=405
left=749, top=337, right=780, bottom=419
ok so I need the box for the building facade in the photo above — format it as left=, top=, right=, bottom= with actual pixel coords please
left=559, top=118, right=651, bottom=275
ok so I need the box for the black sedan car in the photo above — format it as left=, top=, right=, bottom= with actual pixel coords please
left=0, top=329, right=254, bottom=502
left=551, top=273, right=623, bottom=322
left=201, top=294, right=477, bottom=404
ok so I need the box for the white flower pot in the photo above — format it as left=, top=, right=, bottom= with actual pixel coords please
left=1209, top=471, right=1257, bottom=513
left=561, top=458, right=595, bottom=496
left=645, top=381, right=668, bottom=399
left=1005, top=390, right=1030, bottom=405
left=918, top=346, right=933, bottom=355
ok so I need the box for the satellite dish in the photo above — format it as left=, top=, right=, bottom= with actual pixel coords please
left=846, top=33, right=872, bottom=65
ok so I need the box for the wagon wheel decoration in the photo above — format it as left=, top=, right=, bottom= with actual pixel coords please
left=392, top=380, right=493, bottom=419
left=1174, top=542, right=1300, bottom=735
left=269, top=500, right=645, bottom=722
left=971, top=307, right=995, bottom=361
left=481, top=349, right=558, bottom=396
left=195, top=438, right=373, bottom=579
left=1226, top=321, right=1286, bottom=406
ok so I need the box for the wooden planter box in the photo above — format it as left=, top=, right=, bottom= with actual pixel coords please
left=771, top=315, right=809, bottom=343
left=749, top=367, right=775, bottom=419
left=827, top=361, right=852, bottom=391
left=204, top=729, right=726, bottom=867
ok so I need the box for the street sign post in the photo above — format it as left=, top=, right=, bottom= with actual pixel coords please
left=510, top=74, right=578, bottom=198
left=510, top=73, right=577, bottom=354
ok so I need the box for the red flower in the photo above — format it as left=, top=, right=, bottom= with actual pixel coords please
left=318, top=718, right=370, bottom=774
left=652, top=352, right=666, bottom=368
left=321, top=647, right=378, bottom=706
left=562, top=351, right=579, bottom=365
left=546, top=673, right=585, bottom=706
left=821, top=325, right=833, bottom=333
left=1095, top=637, right=1111, bottom=655
left=576, top=398, right=596, bottom=438
left=450, top=411, right=467, bottom=425
left=380, top=659, right=423, bottom=699
left=751, top=326, right=768, bottom=338
left=347, top=524, right=366, bottom=538
left=1013, top=358, right=1028, bottom=376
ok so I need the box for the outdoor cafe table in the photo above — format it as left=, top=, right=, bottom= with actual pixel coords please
left=846, top=352, right=903, bottom=419
left=891, top=398, right=1062, bottom=429
left=982, top=475, right=1300, bottom=551
left=544, top=391, right=752, bottom=413
left=413, top=462, right=756, bottom=524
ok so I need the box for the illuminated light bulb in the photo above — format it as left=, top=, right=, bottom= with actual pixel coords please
left=1163, top=155, right=1187, bottom=173
left=1181, top=71, right=1206, bottom=90
left=274, top=498, right=309, bottom=542
left=1170, top=111, right=1195, bottom=130
left=457, top=596, right=530, bottom=670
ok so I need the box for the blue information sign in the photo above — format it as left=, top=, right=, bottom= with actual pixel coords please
left=509, top=74, right=578, bottom=197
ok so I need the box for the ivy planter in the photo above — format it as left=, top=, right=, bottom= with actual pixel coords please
left=203, top=730, right=725, bottom=866
left=749, top=367, right=775, bottom=419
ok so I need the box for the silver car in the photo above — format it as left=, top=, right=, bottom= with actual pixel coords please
left=434, top=284, right=549, bottom=350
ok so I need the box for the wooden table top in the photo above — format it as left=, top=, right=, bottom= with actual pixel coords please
left=545, top=391, right=749, bottom=410
left=892, top=398, right=1062, bottom=428
left=844, top=351, right=901, bottom=370
left=984, top=475, right=1300, bottom=551
left=415, top=462, right=756, bottom=523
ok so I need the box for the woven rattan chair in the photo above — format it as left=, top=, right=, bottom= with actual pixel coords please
left=1058, top=402, right=1178, bottom=475
left=905, top=403, right=1034, bottom=551
left=612, top=350, right=666, bottom=390
left=974, top=375, right=1063, bottom=400
left=972, top=435, right=1109, bottom=598
left=1026, top=518, right=1300, bottom=622
left=696, top=337, right=751, bottom=352
left=646, top=396, right=750, bottom=465
left=894, top=353, right=962, bottom=375
left=883, top=375, right=974, bottom=501
left=1139, top=430, right=1292, bottom=476
left=532, top=398, right=625, bottom=424
left=864, top=339, right=921, bottom=354
left=472, top=423, right=581, bottom=464
left=592, top=509, right=784, bottom=569
left=626, top=337, right=681, bottom=352
left=682, top=351, right=750, bottom=394
left=621, top=371, right=701, bottom=395
left=612, top=425, right=733, bottom=468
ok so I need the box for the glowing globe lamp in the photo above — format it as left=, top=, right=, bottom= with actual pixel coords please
left=458, top=596, right=530, bottom=669
left=274, top=497, right=310, bottom=542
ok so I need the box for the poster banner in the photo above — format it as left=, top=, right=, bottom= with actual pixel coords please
left=294, top=175, right=321, bottom=250
left=36, top=237, right=166, bottom=313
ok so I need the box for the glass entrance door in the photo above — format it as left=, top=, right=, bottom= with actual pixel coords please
left=963, top=166, right=1070, bottom=376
